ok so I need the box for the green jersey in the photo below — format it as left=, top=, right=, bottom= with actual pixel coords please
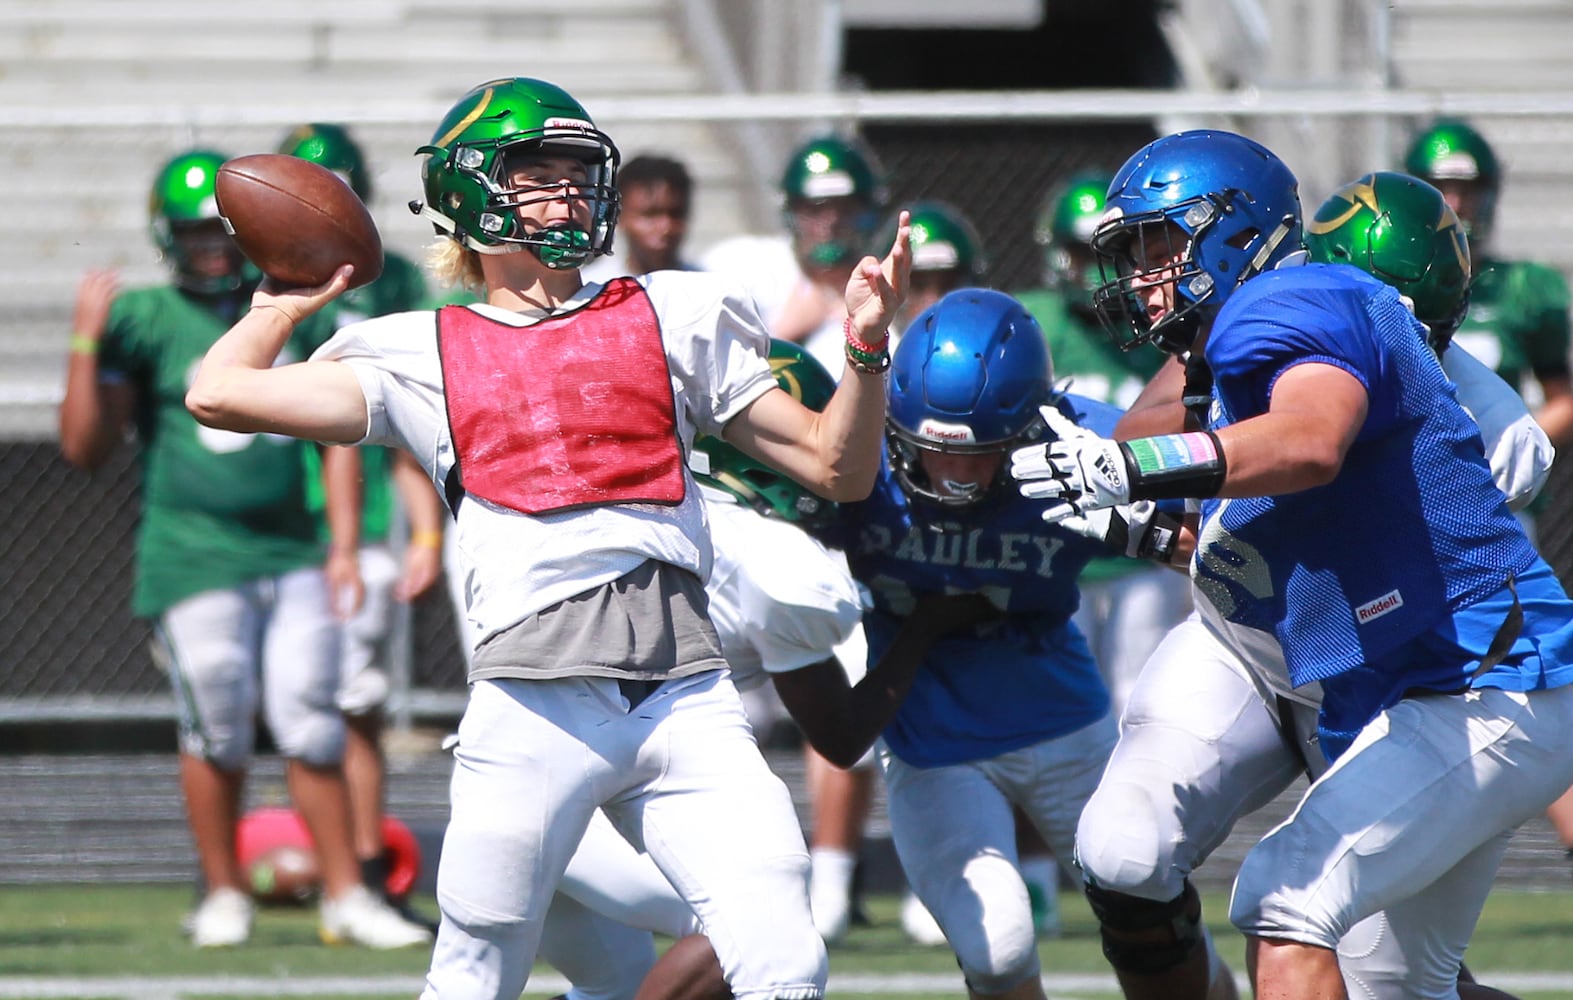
left=305, top=251, right=430, bottom=544
left=1449, top=256, right=1571, bottom=405
left=337, top=251, right=429, bottom=321
left=304, top=444, right=396, bottom=544
left=1017, top=289, right=1163, bottom=410
left=1019, top=287, right=1166, bottom=583
left=98, top=284, right=337, bottom=615
left=1449, top=257, right=1571, bottom=519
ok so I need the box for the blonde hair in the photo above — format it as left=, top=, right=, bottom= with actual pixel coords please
left=426, top=236, right=486, bottom=294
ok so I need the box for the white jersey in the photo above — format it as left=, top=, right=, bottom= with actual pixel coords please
left=578, top=253, right=699, bottom=285
left=1442, top=342, right=1554, bottom=510
left=701, top=486, right=865, bottom=692
left=699, top=234, right=799, bottom=329
left=699, top=234, right=849, bottom=377
left=313, top=271, right=777, bottom=646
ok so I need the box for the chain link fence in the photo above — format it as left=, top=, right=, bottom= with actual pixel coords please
left=5, top=118, right=1573, bottom=726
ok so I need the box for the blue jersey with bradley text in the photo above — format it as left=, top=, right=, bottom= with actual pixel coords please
left=1191, top=263, right=1573, bottom=735
left=828, top=393, right=1117, bottom=768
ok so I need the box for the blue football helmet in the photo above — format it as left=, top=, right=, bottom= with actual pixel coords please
left=1090, top=130, right=1302, bottom=354
left=887, top=288, right=1054, bottom=509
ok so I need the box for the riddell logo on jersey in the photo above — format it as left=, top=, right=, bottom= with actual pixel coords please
left=1355, top=590, right=1404, bottom=624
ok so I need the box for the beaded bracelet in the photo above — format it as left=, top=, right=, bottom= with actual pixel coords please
left=843, top=318, right=890, bottom=374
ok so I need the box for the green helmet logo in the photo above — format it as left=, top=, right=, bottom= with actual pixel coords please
left=692, top=340, right=839, bottom=524
left=1403, top=118, right=1500, bottom=244
left=779, top=135, right=886, bottom=267
left=1034, top=172, right=1113, bottom=304
left=148, top=149, right=245, bottom=293
left=414, top=77, right=621, bottom=269
left=278, top=122, right=372, bottom=201
left=1307, top=171, right=1471, bottom=352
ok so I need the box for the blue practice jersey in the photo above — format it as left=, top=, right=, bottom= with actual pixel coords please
left=1191, top=263, right=1573, bottom=739
left=831, top=393, right=1117, bottom=768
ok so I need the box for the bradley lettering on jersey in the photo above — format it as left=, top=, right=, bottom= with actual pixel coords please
left=856, top=523, right=1067, bottom=576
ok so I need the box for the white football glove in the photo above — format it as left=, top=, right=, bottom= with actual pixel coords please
left=1055, top=500, right=1178, bottom=561
left=1010, top=404, right=1133, bottom=523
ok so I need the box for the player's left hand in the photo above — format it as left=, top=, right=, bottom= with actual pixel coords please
left=326, top=546, right=365, bottom=620
left=843, top=209, right=911, bottom=344
left=1056, top=500, right=1178, bottom=562
left=395, top=542, right=442, bottom=603
left=1011, top=404, right=1133, bottom=522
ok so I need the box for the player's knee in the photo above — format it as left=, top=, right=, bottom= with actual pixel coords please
left=1229, top=843, right=1343, bottom=951
left=178, top=713, right=252, bottom=771
left=1074, top=785, right=1178, bottom=900
left=271, top=706, right=346, bottom=766
left=958, top=946, right=1041, bottom=997
left=926, top=880, right=1039, bottom=992
left=1085, top=880, right=1205, bottom=975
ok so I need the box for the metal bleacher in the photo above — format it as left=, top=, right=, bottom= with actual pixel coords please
left=0, top=0, right=749, bottom=440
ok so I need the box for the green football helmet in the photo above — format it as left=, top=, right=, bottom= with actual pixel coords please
left=779, top=135, right=886, bottom=267
left=278, top=122, right=372, bottom=201
left=1307, top=171, right=1471, bottom=352
left=1403, top=118, right=1500, bottom=245
left=148, top=148, right=245, bottom=293
left=1033, top=171, right=1112, bottom=309
left=692, top=340, right=838, bottom=525
left=413, top=77, right=621, bottom=269
left=882, top=201, right=987, bottom=281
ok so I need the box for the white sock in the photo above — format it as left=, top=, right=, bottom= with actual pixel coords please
left=809, top=848, right=856, bottom=940
left=810, top=847, right=856, bottom=901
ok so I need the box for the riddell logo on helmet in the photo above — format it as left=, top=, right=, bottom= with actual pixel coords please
left=918, top=420, right=977, bottom=445
left=544, top=117, right=593, bottom=131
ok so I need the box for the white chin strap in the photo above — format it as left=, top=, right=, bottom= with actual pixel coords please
left=413, top=203, right=524, bottom=256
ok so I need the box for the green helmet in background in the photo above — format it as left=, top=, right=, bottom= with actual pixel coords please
left=148, top=148, right=245, bottom=293
left=1403, top=118, right=1501, bottom=246
left=884, top=201, right=987, bottom=281
left=692, top=340, right=839, bottom=525
left=278, top=122, right=373, bottom=201
left=1033, top=171, right=1112, bottom=309
left=1307, top=170, right=1471, bottom=352
left=413, top=77, right=621, bottom=269
left=779, top=135, right=887, bottom=267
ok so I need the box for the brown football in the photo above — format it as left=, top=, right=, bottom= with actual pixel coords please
left=247, top=843, right=322, bottom=905
left=215, top=153, right=383, bottom=290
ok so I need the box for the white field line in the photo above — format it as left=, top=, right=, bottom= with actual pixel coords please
left=0, top=972, right=1570, bottom=999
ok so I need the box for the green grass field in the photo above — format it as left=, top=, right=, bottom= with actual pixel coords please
left=2, top=885, right=1572, bottom=999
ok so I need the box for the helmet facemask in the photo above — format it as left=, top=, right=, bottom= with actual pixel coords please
left=887, top=425, right=1037, bottom=514
left=1091, top=191, right=1297, bottom=356
left=148, top=150, right=246, bottom=295
left=160, top=219, right=248, bottom=294
left=1036, top=174, right=1112, bottom=317
left=886, top=287, right=1053, bottom=522
left=424, top=136, right=620, bottom=269
left=414, top=80, right=622, bottom=271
